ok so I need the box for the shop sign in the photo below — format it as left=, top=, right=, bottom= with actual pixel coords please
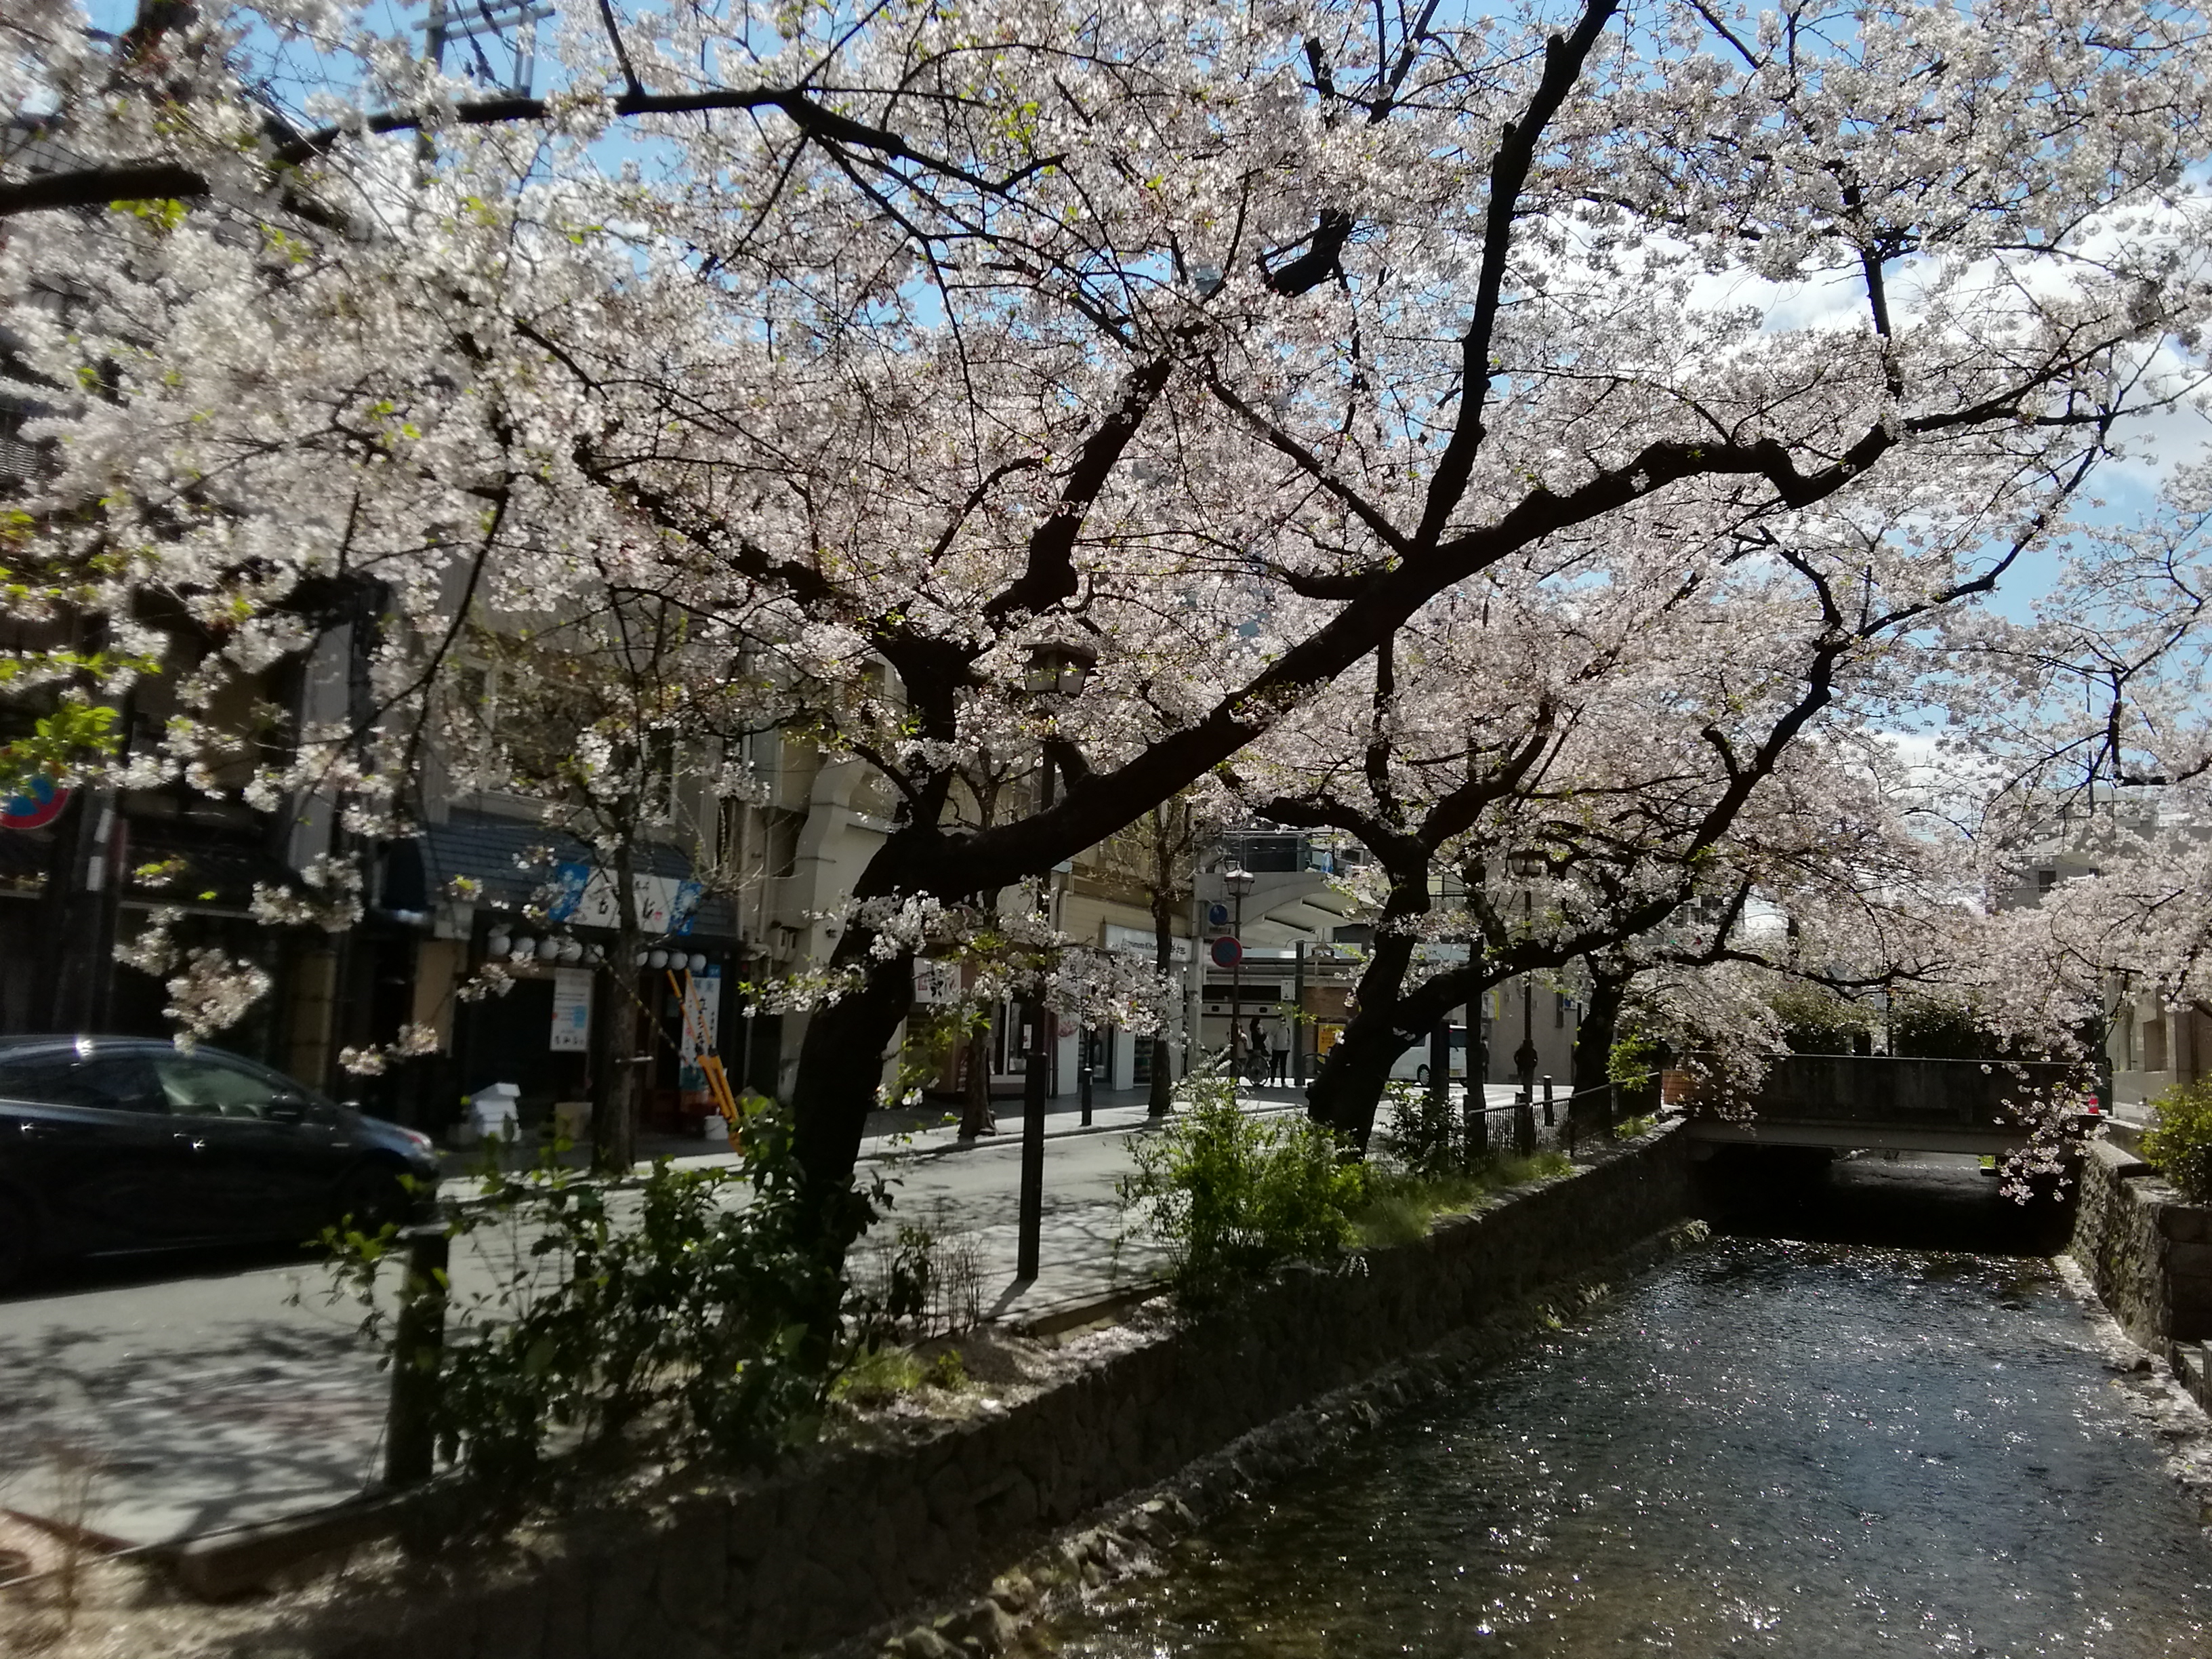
left=913, top=958, right=962, bottom=1004
left=1101, top=924, right=1190, bottom=961
left=678, top=969, right=723, bottom=1060
left=545, top=863, right=704, bottom=934
left=550, top=966, right=594, bottom=1052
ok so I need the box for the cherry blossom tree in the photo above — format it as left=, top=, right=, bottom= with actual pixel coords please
left=4, top=0, right=2209, bottom=1267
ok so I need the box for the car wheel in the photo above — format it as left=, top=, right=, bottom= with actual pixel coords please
left=333, top=1159, right=411, bottom=1233
left=1415, top=1065, right=1430, bottom=1085
left=0, top=1190, right=37, bottom=1293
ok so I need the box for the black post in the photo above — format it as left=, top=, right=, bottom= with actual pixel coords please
left=1292, top=941, right=1306, bottom=1086
left=1015, top=756, right=1057, bottom=1282
left=1465, top=1015, right=1490, bottom=1167
left=1513, top=970, right=1539, bottom=1158
left=384, top=1224, right=450, bottom=1488
left=1542, top=1074, right=1555, bottom=1127
left=1079, top=1025, right=1094, bottom=1127
left=1427, top=1015, right=1450, bottom=1128
left=1229, top=884, right=1245, bottom=1074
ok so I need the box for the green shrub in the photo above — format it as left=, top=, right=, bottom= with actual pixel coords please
left=321, top=1096, right=872, bottom=1491
left=1769, top=985, right=1872, bottom=1054
left=835, top=1344, right=926, bottom=1404
left=1120, top=1071, right=1367, bottom=1298
left=1375, top=1080, right=1460, bottom=1179
left=2143, top=1078, right=2212, bottom=1204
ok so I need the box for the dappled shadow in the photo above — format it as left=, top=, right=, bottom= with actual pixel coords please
left=0, top=1298, right=384, bottom=1546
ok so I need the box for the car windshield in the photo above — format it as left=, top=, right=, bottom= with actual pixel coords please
left=153, top=1054, right=302, bottom=1120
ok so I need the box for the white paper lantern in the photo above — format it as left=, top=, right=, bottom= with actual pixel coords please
left=512, top=937, right=538, bottom=960
left=689, top=953, right=709, bottom=972
left=558, top=939, right=584, bottom=963
left=648, top=948, right=670, bottom=969
left=486, top=931, right=512, bottom=958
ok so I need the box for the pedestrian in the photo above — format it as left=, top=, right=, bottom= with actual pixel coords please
left=1270, top=1022, right=1290, bottom=1086
left=1247, top=1014, right=1269, bottom=1083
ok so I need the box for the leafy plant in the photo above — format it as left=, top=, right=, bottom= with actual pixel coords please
left=853, top=1202, right=983, bottom=1343
left=1607, top=1027, right=1661, bottom=1090
left=1119, top=1069, right=1366, bottom=1300
left=321, top=1097, right=876, bottom=1492
left=1375, top=1080, right=1459, bottom=1179
left=2142, top=1077, right=2212, bottom=1204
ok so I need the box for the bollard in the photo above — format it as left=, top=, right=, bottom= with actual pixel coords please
left=384, top=1223, right=450, bottom=1489
left=1513, top=1088, right=1537, bottom=1158
left=1542, top=1075, right=1555, bottom=1127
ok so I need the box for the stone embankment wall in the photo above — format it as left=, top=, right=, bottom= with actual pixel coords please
left=196, top=1127, right=1694, bottom=1659
left=2070, top=1135, right=2212, bottom=1353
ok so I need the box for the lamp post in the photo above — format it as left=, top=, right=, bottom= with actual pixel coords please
left=1016, top=641, right=1094, bottom=1284
left=1224, top=863, right=1254, bottom=1076
left=1507, top=848, right=1544, bottom=1157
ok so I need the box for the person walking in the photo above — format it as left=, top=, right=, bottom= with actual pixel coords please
left=1246, top=1014, right=1270, bottom=1084
left=1269, top=1019, right=1290, bottom=1086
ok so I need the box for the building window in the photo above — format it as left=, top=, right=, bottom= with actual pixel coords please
left=2143, top=1016, right=2169, bottom=1075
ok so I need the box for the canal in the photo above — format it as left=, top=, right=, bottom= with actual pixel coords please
left=1042, top=1162, right=2212, bottom=1656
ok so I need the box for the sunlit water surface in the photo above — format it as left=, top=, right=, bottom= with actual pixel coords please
left=1044, top=1240, right=2211, bottom=1657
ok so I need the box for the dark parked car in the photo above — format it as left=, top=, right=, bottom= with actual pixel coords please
left=0, top=1036, right=439, bottom=1290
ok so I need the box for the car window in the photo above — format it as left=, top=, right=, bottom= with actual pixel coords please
left=153, top=1054, right=295, bottom=1120
left=0, top=1052, right=162, bottom=1113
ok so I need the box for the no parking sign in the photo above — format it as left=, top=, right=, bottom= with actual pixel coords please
left=1, top=775, right=68, bottom=830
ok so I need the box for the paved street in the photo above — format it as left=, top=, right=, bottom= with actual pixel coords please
left=0, top=1084, right=1359, bottom=1549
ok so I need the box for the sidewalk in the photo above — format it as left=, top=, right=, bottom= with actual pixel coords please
left=1, top=1082, right=1553, bottom=1549
left=436, top=1082, right=1315, bottom=1184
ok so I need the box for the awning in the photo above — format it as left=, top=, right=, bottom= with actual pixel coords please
left=389, top=810, right=737, bottom=939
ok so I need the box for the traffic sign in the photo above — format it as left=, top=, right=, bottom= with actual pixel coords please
left=1210, top=935, right=1242, bottom=968
left=1207, top=901, right=1231, bottom=928
left=1, top=775, right=68, bottom=831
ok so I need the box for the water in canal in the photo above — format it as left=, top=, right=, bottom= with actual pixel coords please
left=1042, top=1237, right=2211, bottom=1656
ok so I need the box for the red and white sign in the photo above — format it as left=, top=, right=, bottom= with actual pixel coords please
left=1, top=775, right=68, bottom=831
left=1210, top=935, right=1243, bottom=968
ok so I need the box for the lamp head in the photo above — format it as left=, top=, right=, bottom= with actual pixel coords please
left=1025, top=640, right=1098, bottom=696
left=1224, top=863, right=1254, bottom=896
left=1507, top=848, right=1547, bottom=880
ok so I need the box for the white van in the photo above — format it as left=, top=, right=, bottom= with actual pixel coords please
left=1389, top=1025, right=1471, bottom=1085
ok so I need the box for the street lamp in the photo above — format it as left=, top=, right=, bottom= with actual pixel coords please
left=1223, top=863, right=1254, bottom=1076
left=1507, top=848, right=1546, bottom=1156
left=1016, top=640, right=1094, bottom=1283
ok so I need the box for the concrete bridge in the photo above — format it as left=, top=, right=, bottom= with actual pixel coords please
left=1672, top=1053, right=2100, bottom=1157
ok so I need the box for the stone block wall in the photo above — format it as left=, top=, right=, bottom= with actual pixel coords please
left=218, top=1128, right=1693, bottom=1659
left=2070, top=1134, right=2212, bottom=1350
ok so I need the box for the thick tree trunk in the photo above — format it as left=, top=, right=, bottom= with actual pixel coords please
left=590, top=838, right=643, bottom=1172
left=790, top=937, right=916, bottom=1244
left=1149, top=886, right=1178, bottom=1118
left=960, top=1024, right=995, bottom=1138
left=1303, top=996, right=1416, bottom=1150
left=959, top=886, right=1002, bottom=1139
left=1303, top=876, right=1424, bottom=1147
left=1570, top=964, right=1629, bottom=1145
